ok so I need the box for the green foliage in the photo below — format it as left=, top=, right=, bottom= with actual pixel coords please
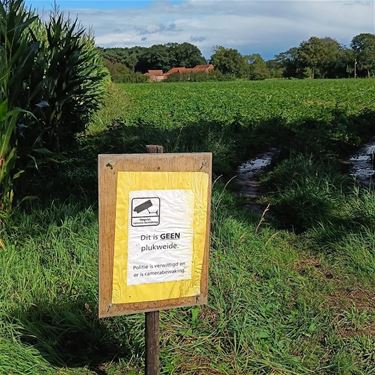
left=276, top=34, right=375, bottom=79
left=245, top=54, right=270, bottom=80
left=0, top=0, right=108, bottom=213
left=351, top=33, right=375, bottom=77
left=136, top=44, right=170, bottom=72
left=0, top=0, right=37, bottom=214
left=39, top=13, right=108, bottom=151
left=102, top=43, right=206, bottom=74
left=0, top=0, right=39, bottom=108
left=210, top=46, right=247, bottom=76
left=275, top=47, right=303, bottom=78
left=298, top=37, right=343, bottom=79
left=0, top=101, right=22, bottom=215
left=266, top=59, right=284, bottom=78
left=104, top=60, right=147, bottom=83
left=108, top=80, right=375, bottom=137
left=100, top=34, right=375, bottom=81
left=265, top=155, right=349, bottom=230
left=2, top=0, right=109, bottom=151
left=100, top=46, right=143, bottom=71
left=166, top=42, right=206, bottom=68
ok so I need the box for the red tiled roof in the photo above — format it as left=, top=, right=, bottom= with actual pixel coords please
left=191, top=64, right=214, bottom=73
left=165, top=67, right=193, bottom=75
left=144, top=64, right=215, bottom=80
left=146, top=70, right=164, bottom=76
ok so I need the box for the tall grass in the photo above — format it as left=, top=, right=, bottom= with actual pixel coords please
left=1, top=186, right=374, bottom=374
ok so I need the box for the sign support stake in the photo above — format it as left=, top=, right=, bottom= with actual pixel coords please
left=145, top=144, right=164, bottom=375
left=145, top=310, right=160, bottom=375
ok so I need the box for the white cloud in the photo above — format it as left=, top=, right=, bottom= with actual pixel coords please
left=58, top=0, right=375, bottom=58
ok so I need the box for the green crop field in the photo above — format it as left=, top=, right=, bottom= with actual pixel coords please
left=90, top=79, right=375, bottom=174
left=1, top=79, right=375, bottom=374
left=111, top=79, right=375, bottom=128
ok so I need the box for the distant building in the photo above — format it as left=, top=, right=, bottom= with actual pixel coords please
left=191, top=64, right=214, bottom=73
left=144, top=70, right=166, bottom=82
left=164, top=67, right=193, bottom=76
left=144, top=64, right=214, bottom=81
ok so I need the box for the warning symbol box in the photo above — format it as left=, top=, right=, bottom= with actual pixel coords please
left=131, top=197, right=160, bottom=227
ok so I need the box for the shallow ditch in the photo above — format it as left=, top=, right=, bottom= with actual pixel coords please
left=350, top=138, right=375, bottom=187
left=233, top=138, right=375, bottom=217
left=233, top=148, right=280, bottom=214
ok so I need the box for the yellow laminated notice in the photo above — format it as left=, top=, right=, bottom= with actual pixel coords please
left=112, top=171, right=209, bottom=304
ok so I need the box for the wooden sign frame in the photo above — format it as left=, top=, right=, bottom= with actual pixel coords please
left=98, top=153, right=212, bottom=318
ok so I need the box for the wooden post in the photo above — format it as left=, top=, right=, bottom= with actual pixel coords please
left=146, top=145, right=164, bottom=154
left=145, top=310, right=160, bottom=375
left=145, top=144, right=163, bottom=375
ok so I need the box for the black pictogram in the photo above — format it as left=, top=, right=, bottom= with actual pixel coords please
left=131, top=197, right=160, bottom=227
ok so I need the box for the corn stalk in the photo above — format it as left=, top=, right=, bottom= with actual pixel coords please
left=0, top=1, right=108, bottom=214
left=0, top=0, right=37, bottom=216
left=0, top=100, right=22, bottom=214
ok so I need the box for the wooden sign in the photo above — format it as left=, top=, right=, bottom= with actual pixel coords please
left=98, top=153, right=212, bottom=318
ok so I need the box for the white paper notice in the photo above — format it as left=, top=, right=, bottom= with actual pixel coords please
left=127, top=189, right=194, bottom=286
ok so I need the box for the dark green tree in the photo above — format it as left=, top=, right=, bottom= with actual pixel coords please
left=167, top=42, right=205, bottom=68
left=298, top=37, right=342, bottom=78
left=102, top=47, right=144, bottom=71
left=210, top=46, right=246, bottom=76
left=351, top=33, right=375, bottom=77
left=136, top=44, right=170, bottom=72
left=266, top=59, right=284, bottom=78
left=245, top=54, right=270, bottom=80
left=275, top=47, right=303, bottom=78
left=334, top=48, right=356, bottom=78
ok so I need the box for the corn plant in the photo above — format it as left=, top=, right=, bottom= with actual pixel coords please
left=0, top=0, right=108, bottom=213
left=0, top=101, right=22, bottom=215
left=0, top=0, right=38, bottom=216
left=40, top=13, right=108, bottom=151
left=0, top=0, right=39, bottom=107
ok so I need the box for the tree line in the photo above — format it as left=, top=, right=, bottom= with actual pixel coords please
left=101, top=33, right=375, bottom=81
left=101, top=42, right=206, bottom=82
left=275, top=34, right=375, bottom=79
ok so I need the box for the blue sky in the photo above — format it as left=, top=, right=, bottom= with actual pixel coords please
left=26, top=0, right=375, bottom=59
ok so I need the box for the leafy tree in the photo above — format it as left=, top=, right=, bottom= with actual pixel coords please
left=275, top=47, right=303, bottom=78
left=334, top=48, right=356, bottom=78
left=351, top=33, right=375, bottom=77
left=104, top=60, right=147, bottom=83
left=101, top=43, right=206, bottom=73
left=266, top=59, right=284, bottom=78
left=298, top=37, right=342, bottom=78
left=101, top=47, right=144, bottom=71
left=136, top=44, right=171, bottom=72
left=167, top=42, right=205, bottom=68
left=210, top=46, right=246, bottom=77
left=245, top=54, right=270, bottom=80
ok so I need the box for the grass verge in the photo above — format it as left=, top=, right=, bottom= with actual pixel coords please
left=1, top=186, right=374, bottom=374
